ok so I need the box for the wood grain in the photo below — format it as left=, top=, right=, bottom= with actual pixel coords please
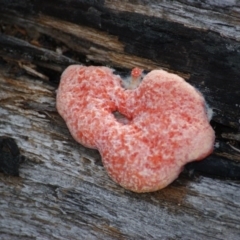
left=0, top=0, right=240, bottom=128
left=0, top=0, right=240, bottom=239
left=0, top=61, right=240, bottom=240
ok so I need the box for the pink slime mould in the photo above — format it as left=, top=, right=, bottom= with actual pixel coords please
left=56, top=65, right=215, bottom=193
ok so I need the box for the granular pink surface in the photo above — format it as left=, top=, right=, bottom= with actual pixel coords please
left=56, top=65, right=215, bottom=192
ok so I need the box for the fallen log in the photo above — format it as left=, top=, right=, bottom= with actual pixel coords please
left=0, top=1, right=240, bottom=239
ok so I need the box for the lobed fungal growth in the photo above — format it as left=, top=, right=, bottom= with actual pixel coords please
left=56, top=65, right=215, bottom=192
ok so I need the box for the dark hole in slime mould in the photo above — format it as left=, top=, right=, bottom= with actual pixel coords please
left=112, top=111, right=131, bottom=125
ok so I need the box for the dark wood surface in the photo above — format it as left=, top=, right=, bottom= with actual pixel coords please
left=0, top=1, right=240, bottom=239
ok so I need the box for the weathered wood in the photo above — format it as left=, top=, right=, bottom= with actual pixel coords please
left=0, top=0, right=239, bottom=163
left=0, top=68, right=240, bottom=239
left=0, top=0, right=240, bottom=128
left=0, top=32, right=78, bottom=72
left=0, top=0, right=240, bottom=239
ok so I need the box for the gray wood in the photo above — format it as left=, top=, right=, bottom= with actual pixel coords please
left=0, top=59, right=240, bottom=240
left=0, top=0, right=240, bottom=129
left=0, top=0, right=240, bottom=239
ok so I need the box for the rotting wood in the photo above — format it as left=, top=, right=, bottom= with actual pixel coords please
left=0, top=68, right=240, bottom=239
left=0, top=0, right=240, bottom=239
left=0, top=1, right=240, bottom=128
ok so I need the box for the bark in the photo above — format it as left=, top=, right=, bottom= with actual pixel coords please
left=0, top=1, right=240, bottom=239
